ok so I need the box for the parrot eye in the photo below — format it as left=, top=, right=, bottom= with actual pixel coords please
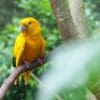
left=29, top=22, right=32, bottom=25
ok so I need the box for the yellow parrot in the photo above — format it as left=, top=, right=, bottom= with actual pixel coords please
left=13, top=17, right=45, bottom=85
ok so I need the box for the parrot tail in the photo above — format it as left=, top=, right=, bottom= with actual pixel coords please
left=24, top=71, right=30, bottom=85
left=14, top=79, right=18, bottom=85
left=14, top=74, right=22, bottom=85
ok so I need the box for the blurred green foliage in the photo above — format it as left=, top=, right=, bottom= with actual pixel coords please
left=0, top=0, right=99, bottom=100
left=85, top=0, right=100, bottom=35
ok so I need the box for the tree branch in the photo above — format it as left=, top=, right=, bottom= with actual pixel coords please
left=0, top=57, right=47, bottom=100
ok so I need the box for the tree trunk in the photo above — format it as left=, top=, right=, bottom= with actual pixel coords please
left=68, top=0, right=89, bottom=39
left=50, top=0, right=79, bottom=40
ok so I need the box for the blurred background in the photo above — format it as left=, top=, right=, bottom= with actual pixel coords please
left=0, top=0, right=100, bottom=100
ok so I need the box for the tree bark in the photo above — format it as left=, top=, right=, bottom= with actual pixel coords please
left=50, top=0, right=79, bottom=40
left=68, top=0, right=89, bottom=39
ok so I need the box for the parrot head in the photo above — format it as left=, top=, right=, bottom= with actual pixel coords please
left=20, top=17, right=41, bottom=35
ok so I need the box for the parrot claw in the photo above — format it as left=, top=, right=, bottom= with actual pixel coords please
left=23, top=61, right=30, bottom=68
left=37, top=57, right=44, bottom=65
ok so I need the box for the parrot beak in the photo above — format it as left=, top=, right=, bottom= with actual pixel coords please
left=21, top=24, right=28, bottom=32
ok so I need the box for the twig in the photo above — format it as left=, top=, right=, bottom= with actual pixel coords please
left=31, top=73, right=63, bottom=100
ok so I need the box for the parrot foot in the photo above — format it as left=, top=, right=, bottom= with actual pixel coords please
left=23, top=61, right=30, bottom=68
left=37, top=57, right=44, bottom=65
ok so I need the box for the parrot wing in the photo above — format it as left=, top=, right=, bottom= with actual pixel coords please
left=13, top=34, right=25, bottom=67
left=41, top=38, right=46, bottom=57
left=12, top=56, right=16, bottom=67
